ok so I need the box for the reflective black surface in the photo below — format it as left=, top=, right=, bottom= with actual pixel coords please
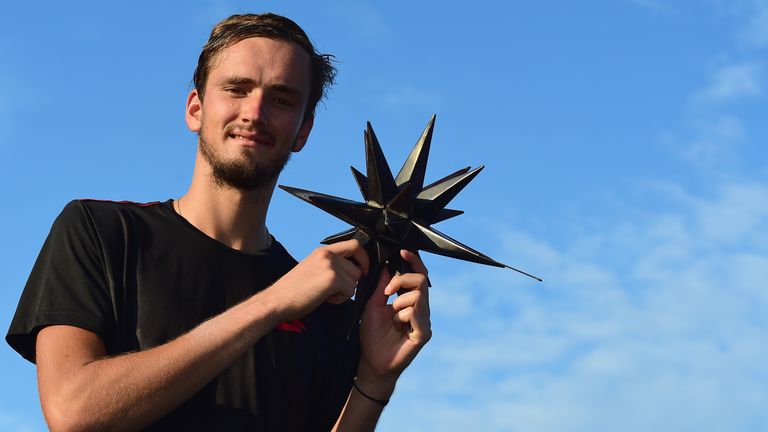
left=280, top=115, right=540, bottom=334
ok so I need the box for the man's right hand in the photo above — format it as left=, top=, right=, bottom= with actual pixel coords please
left=265, top=239, right=370, bottom=321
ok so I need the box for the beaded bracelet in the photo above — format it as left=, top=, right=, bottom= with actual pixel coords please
left=352, top=378, right=389, bottom=407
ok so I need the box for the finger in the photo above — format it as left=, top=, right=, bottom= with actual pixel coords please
left=391, top=290, right=419, bottom=311
left=393, top=307, right=414, bottom=332
left=392, top=287, right=430, bottom=313
left=394, top=289, right=430, bottom=317
left=326, top=239, right=370, bottom=275
left=394, top=306, right=432, bottom=341
left=389, top=273, right=430, bottom=316
left=392, top=307, right=429, bottom=339
left=384, top=272, right=428, bottom=296
left=409, top=309, right=432, bottom=342
left=326, top=275, right=356, bottom=299
left=400, top=249, right=428, bottom=276
left=337, top=255, right=364, bottom=281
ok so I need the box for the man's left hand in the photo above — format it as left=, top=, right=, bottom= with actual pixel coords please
left=356, top=250, right=432, bottom=396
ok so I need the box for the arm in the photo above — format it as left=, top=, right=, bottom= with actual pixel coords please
left=36, top=239, right=369, bottom=432
left=333, top=250, right=432, bottom=431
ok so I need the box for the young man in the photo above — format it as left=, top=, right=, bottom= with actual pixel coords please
left=6, top=13, right=431, bottom=431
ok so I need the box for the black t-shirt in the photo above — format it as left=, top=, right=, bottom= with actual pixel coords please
left=6, top=199, right=359, bottom=431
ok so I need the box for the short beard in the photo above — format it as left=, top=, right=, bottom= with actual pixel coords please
left=199, top=129, right=292, bottom=191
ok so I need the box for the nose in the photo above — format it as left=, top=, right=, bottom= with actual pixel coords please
left=240, top=91, right=268, bottom=125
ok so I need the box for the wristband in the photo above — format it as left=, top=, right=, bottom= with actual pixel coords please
left=352, top=377, right=389, bottom=407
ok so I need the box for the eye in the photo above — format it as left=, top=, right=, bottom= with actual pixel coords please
left=272, top=96, right=294, bottom=107
left=224, top=86, right=247, bottom=96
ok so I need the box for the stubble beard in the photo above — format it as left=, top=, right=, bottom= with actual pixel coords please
left=198, top=126, right=293, bottom=191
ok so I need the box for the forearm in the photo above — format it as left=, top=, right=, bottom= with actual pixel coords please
left=38, top=290, right=283, bottom=432
left=332, top=362, right=397, bottom=432
left=335, top=249, right=432, bottom=431
left=37, top=240, right=371, bottom=431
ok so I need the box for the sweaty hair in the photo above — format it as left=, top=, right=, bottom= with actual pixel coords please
left=193, top=13, right=336, bottom=121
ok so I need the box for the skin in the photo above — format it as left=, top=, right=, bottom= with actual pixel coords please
left=35, top=37, right=431, bottom=432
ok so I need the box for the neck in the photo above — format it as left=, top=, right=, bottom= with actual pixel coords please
left=178, top=152, right=276, bottom=254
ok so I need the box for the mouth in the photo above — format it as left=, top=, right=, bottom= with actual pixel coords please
left=228, top=131, right=274, bottom=148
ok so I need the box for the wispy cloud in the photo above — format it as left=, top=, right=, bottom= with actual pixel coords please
left=676, top=114, right=745, bottom=168
left=696, top=63, right=763, bottom=102
left=671, top=59, right=764, bottom=170
left=662, top=113, right=747, bottom=170
left=671, top=1, right=767, bottom=175
left=381, top=181, right=768, bottom=431
left=739, top=1, right=768, bottom=47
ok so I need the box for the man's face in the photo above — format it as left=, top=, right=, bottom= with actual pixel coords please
left=185, top=37, right=314, bottom=190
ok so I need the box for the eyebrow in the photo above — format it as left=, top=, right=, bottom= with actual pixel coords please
left=217, top=75, right=257, bottom=86
left=217, top=75, right=303, bottom=97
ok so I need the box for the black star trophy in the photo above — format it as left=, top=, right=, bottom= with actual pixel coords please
left=280, top=115, right=541, bottom=337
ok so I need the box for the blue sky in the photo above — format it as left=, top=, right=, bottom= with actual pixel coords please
left=1, top=1, right=766, bottom=430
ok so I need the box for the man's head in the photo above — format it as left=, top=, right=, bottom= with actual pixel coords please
left=193, top=13, right=335, bottom=122
left=186, top=13, right=334, bottom=191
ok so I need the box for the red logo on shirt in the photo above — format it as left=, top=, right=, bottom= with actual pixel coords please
left=276, top=319, right=307, bottom=334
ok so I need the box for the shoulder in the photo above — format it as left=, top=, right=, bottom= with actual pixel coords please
left=75, top=198, right=167, bottom=217
left=71, top=199, right=169, bottom=228
left=47, top=199, right=172, bottom=249
left=55, top=198, right=167, bottom=221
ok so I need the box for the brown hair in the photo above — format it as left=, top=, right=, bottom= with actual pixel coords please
left=192, top=13, right=336, bottom=121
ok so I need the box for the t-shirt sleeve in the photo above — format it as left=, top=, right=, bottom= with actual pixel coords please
left=6, top=200, right=115, bottom=363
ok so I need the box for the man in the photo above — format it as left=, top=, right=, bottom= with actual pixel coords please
left=6, top=13, right=431, bottom=431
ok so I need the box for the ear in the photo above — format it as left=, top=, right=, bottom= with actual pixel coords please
left=185, top=89, right=203, bottom=133
left=291, top=115, right=314, bottom=153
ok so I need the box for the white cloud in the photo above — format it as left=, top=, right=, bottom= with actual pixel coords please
left=685, top=115, right=743, bottom=165
left=676, top=61, right=763, bottom=170
left=710, top=0, right=768, bottom=48
left=697, top=63, right=763, bottom=102
left=692, top=182, right=768, bottom=244
left=739, top=1, right=768, bottom=47
left=665, top=115, right=746, bottom=169
left=379, top=4, right=767, bottom=428
left=379, top=181, right=768, bottom=431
